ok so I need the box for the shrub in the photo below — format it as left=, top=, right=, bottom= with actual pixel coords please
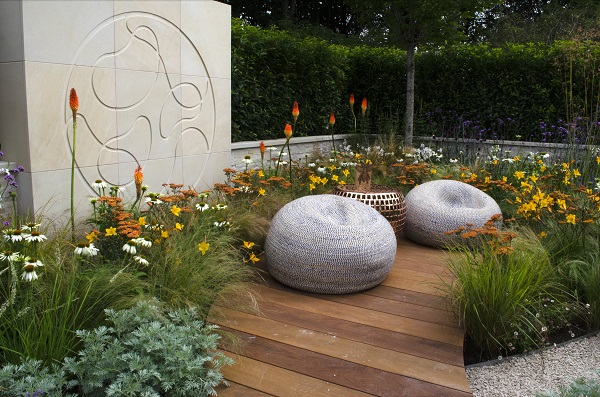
left=63, top=299, right=232, bottom=397
left=0, top=357, right=75, bottom=397
left=444, top=226, right=579, bottom=359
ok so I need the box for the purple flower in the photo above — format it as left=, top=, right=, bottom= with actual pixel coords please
left=17, top=166, right=24, bottom=172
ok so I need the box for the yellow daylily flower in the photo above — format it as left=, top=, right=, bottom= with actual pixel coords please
left=246, top=252, right=260, bottom=264
left=566, top=214, right=576, bottom=224
left=175, top=223, right=184, bottom=231
left=198, top=240, right=210, bottom=255
left=161, top=230, right=169, bottom=239
left=138, top=216, right=146, bottom=226
left=243, top=241, right=255, bottom=249
left=258, top=188, right=266, bottom=196
left=105, top=227, right=117, bottom=237
left=86, top=231, right=98, bottom=243
left=514, top=171, right=525, bottom=180
left=171, top=205, right=181, bottom=217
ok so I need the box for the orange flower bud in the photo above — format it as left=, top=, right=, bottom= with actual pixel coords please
left=69, top=88, right=79, bottom=119
left=349, top=93, right=355, bottom=106
left=284, top=123, right=293, bottom=140
left=292, top=101, right=299, bottom=122
left=329, top=112, right=335, bottom=126
left=134, top=165, right=143, bottom=200
left=259, top=141, right=266, bottom=154
left=361, top=98, right=367, bottom=117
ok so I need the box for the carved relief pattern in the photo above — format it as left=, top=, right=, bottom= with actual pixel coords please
left=66, top=12, right=215, bottom=195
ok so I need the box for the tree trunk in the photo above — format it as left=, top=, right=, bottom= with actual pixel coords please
left=404, top=45, right=415, bottom=149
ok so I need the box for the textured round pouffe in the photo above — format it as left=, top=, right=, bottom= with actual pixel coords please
left=404, top=180, right=502, bottom=248
left=265, top=194, right=397, bottom=294
left=332, top=184, right=406, bottom=236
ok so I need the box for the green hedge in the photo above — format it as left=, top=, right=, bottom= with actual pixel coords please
left=232, top=19, right=600, bottom=143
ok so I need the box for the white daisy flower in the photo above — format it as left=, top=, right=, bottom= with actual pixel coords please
left=133, top=256, right=149, bottom=266
left=21, top=258, right=43, bottom=282
left=74, top=242, right=99, bottom=257
left=92, top=180, right=107, bottom=189
left=196, top=203, right=210, bottom=212
left=9, top=230, right=23, bottom=243
left=213, top=204, right=228, bottom=211
left=134, top=237, right=152, bottom=248
left=24, top=231, right=47, bottom=243
left=20, top=223, right=41, bottom=232
left=122, top=240, right=137, bottom=255
left=86, top=243, right=99, bottom=257
left=145, top=196, right=163, bottom=205
left=0, top=250, right=20, bottom=262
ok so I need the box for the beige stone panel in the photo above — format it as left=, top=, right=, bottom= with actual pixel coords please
left=118, top=157, right=185, bottom=197
left=112, top=9, right=182, bottom=74
left=181, top=0, right=230, bottom=79
left=179, top=75, right=215, bottom=157
left=0, top=1, right=25, bottom=62
left=0, top=62, right=30, bottom=170
left=26, top=62, right=118, bottom=172
left=23, top=166, right=105, bottom=224
left=115, top=68, right=184, bottom=161
left=21, top=0, right=115, bottom=66
left=207, top=77, right=231, bottom=153
left=187, top=150, right=228, bottom=191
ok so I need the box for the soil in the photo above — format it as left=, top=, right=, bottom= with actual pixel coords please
left=463, top=321, right=591, bottom=365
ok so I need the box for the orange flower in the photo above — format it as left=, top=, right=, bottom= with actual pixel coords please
left=69, top=88, right=79, bottom=119
left=259, top=141, right=266, bottom=155
left=292, top=101, right=299, bottom=122
left=361, top=98, right=367, bottom=117
left=284, top=123, right=293, bottom=140
left=349, top=93, right=355, bottom=107
left=329, top=112, right=335, bottom=126
left=134, top=165, right=143, bottom=199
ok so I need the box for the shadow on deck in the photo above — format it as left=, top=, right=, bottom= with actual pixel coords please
left=209, top=238, right=472, bottom=397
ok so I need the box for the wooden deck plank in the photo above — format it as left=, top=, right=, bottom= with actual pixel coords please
left=223, top=299, right=463, bottom=366
left=218, top=328, right=472, bottom=397
left=363, top=284, right=449, bottom=311
left=212, top=307, right=471, bottom=393
left=261, top=273, right=457, bottom=327
left=217, top=353, right=373, bottom=397
left=210, top=238, right=473, bottom=397
left=245, top=286, right=463, bottom=346
left=215, top=381, right=275, bottom=397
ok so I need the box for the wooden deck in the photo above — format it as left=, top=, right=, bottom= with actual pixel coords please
left=210, top=238, right=472, bottom=397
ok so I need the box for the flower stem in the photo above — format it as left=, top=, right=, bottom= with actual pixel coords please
left=70, top=118, right=77, bottom=241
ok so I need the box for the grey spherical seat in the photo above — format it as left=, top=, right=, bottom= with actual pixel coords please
left=404, top=180, right=502, bottom=248
left=265, top=194, right=397, bottom=294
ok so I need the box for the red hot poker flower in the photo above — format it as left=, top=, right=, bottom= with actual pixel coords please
left=69, top=88, right=79, bottom=119
left=349, top=93, right=355, bottom=107
left=259, top=141, right=266, bottom=155
left=284, top=123, right=293, bottom=140
left=292, top=101, right=299, bottom=122
left=134, top=165, right=143, bottom=199
left=361, top=98, right=367, bottom=117
left=329, top=112, right=336, bottom=126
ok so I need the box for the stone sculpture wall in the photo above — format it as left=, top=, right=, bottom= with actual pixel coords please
left=0, top=0, right=230, bottom=222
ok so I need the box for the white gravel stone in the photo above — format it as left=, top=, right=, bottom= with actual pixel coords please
left=467, top=334, right=600, bottom=397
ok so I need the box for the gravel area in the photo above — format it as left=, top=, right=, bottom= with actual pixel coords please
left=467, top=334, right=600, bottom=397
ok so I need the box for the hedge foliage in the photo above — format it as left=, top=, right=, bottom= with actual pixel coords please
left=232, top=18, right=600, bottom=143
